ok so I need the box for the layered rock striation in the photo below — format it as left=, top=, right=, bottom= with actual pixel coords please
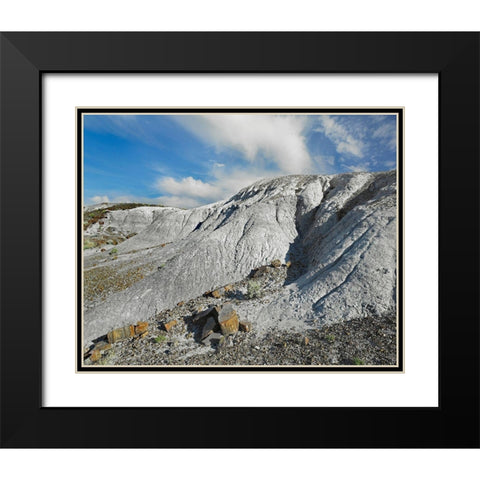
left=83, top=170, right=397, bottom=345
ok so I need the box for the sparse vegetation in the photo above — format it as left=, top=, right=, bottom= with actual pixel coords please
left=325, top=334, right=336, bottom=343
left=83, top=264, right=148, bottom=303
left=154, top=335, right=167, bottom=343
left=353, top=357, right=365, bottom=365
left=246, top=280, right=261, bottom=299
left=109, top=248, right=118, bottom=255
left=83, top=238, right=96, bottom=250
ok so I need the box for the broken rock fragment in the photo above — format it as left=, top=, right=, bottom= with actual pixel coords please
left=239, top=321, right=252, bottom=333
left=217, top=303, right=239, bottom=336
left=163, top=320, right=177, bottom=332
left=107, top=322, right=149, bottom=343
left=90, top=350, right=102, bottom=362
left=87, top=341, right=113, bottom=362
left=201, top=316, right=217, bottom=340
left=192, top=305, right=220, bottom=324
left=134, top=321, right=148, bottom=335
left=107, top=325, right=135, bottom=343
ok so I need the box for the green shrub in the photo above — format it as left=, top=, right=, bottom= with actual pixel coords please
left=246, top=280, right=261, bottom=299
left=154, top=335, right=167, bottom=343
left=109, top=248, right=118, bottom=255
left=353, top=357, right=365, bottom=365
left=325, top=334, right=336, bottom=343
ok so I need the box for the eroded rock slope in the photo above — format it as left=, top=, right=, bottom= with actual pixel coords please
left=83, top=170, right=397, bottom=345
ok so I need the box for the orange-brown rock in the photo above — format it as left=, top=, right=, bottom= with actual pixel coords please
left=239, top=321, right=252, bottom=333
left=217, top=303, right=239, bottom=335
left=89, top=349, right=102, bottom=362
left=177, top=301, right=184, bottom=307
left=96, top=341, right=112, bottom=352
left=211, top=290, right=221, bottom=298
left=271, top=259, right=282, bottom=268
left=164, top=320, right=177, bottom=332
left=134, top=321, right=148, bottom=335
left=286, top=260, right=292, bottom=268
left=224, top=284, right=234, bottom=292
left=107, top=325, right=135, bottom=343
left=304, top=337, right=310, bottom=346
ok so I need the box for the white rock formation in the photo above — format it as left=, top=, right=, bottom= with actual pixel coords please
left=84, top=205, right=170, bottom=238
left=83, top=170, right=397, bottom=344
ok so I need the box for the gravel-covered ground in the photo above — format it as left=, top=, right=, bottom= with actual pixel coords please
left=84, top=264, right=397, bottom=367
left=89, top=316, right=396, bottom=367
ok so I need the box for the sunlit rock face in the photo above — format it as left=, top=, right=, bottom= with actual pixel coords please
left=83, top=170, right=397, bottom=345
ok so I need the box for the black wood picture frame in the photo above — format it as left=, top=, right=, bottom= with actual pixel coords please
left=1, top=32, right=478, bottom=448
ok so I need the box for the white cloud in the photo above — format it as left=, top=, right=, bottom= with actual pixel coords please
left=89, top=195, right=110, bottom=204
left=344, top=162, right=371, bottom=172
left=87, top=194, right=169, bottom=206
left=315, top=116, right=365, bottom=158
left=175, top=115, right=313, bottom=174
left=212, top=168, right=268, bottom=198
left=383, top=160, right=396, bottom=169
left=156, top=176, right=222, bottom=199
left=155, top=167, right=272, bottom=209
left=154, top=114, right=316, bottom=208
left=156, top=195, right=203, bottom=209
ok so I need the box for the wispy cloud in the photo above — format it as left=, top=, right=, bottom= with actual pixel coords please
left=372, top=122, right=397, bottom=151
left=344, top=162, right=372, bottom=172
left=84, top=115, right=167, bottom=148
left=174, top=115, right=313, bottom=174
left=315, top=116, right=365, bottom=158
left=313, top=154, right=336, bottom=174
left=85, top=113, right=398, bottom=209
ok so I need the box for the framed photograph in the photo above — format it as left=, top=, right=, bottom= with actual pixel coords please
left=78, top=107, right=403, bottom=372
left=1, top=32, right=478, bottom=447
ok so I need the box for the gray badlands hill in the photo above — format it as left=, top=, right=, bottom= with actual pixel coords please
left=83, top=170, right=397, bottom=347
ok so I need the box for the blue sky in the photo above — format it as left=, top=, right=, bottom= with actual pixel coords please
left=83, top=113, right=397, bottom=208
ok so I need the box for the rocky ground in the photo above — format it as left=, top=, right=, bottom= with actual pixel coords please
left=84, top=262, right=397, bottom=367
left=83, top=172, right=397, bottom=346
left=82, top=172, right=398, bottom=368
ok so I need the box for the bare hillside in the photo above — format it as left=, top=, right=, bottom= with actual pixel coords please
left=83, top=170, right=397, bottom=365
